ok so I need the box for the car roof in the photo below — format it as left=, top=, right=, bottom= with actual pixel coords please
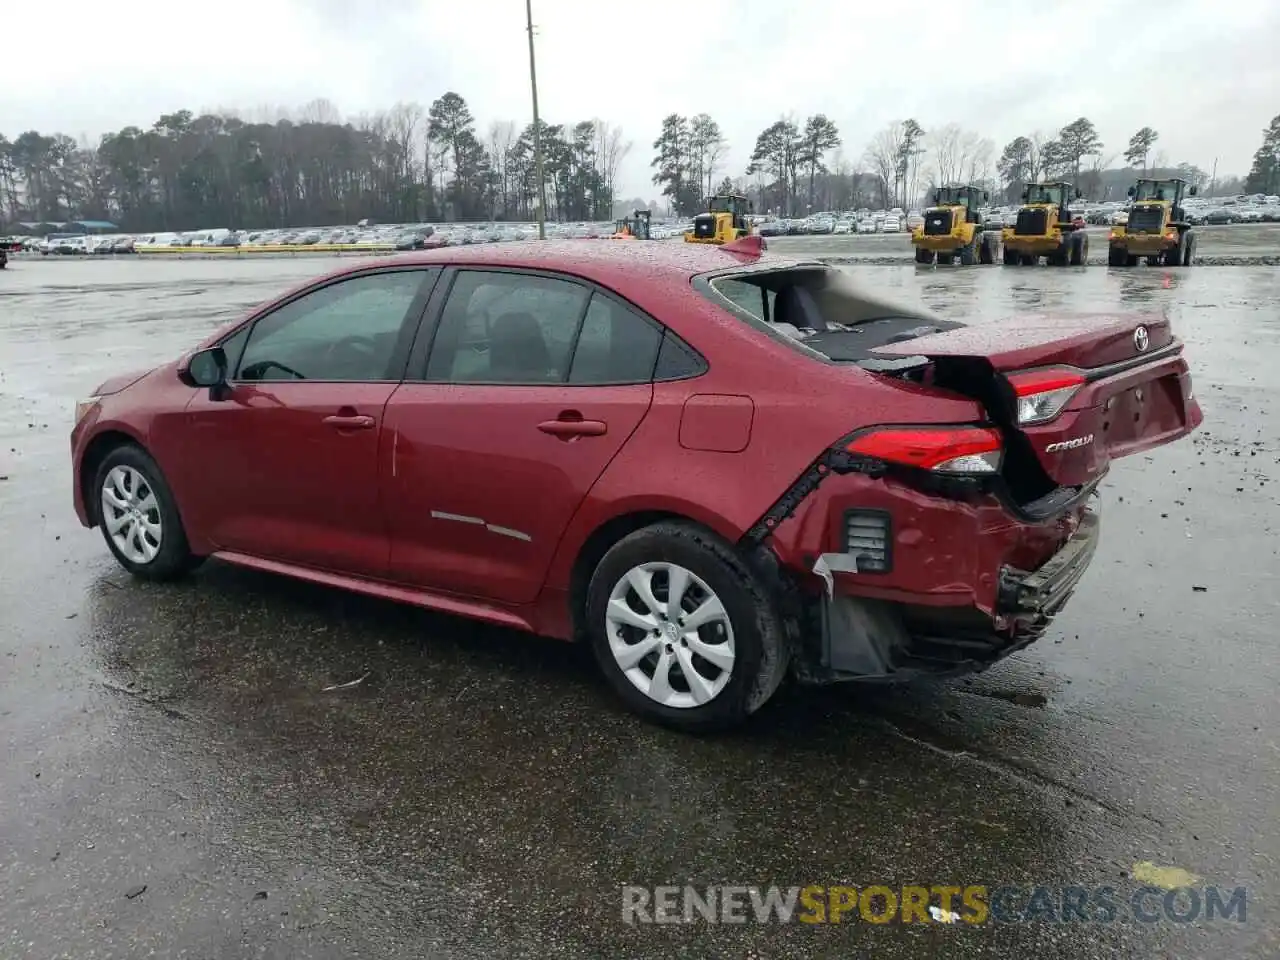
left=344, top=239, right=803, bottom=284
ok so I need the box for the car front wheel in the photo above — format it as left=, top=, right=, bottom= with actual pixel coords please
left=585, top=522, right=789, bottom=732
left=94, top=445, right=201, bottom=580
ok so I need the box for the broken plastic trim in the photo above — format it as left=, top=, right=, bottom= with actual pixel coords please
left=811, top=552, right=859, bottom=600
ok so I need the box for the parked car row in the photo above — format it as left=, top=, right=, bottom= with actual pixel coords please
left=7, top=218, right=695, bottom=255
left=756, top=209, right=918, bottom=236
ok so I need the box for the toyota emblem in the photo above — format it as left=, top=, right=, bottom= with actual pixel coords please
left=1133, top=326, right=1150, bottom=352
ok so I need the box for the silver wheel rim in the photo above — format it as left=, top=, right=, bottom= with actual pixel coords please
left=101, top=465, right=163, bottom=564
left=605, top=562, right=736, bottom=709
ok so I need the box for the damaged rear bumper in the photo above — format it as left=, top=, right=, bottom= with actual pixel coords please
left=800, top=502, right=1100, bottom=683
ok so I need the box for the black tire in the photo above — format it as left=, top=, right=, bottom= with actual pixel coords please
left=1163, top=239, right=1183, bottom=267
left=1002, top=244, right=1019, bottom=266
left=1047, top=245, right=1067, bottom=267
left=959, top=237, right=976, bottom=266
left=93, top=444, right=201, bottom=581
left=1184, top=234, right=1196, bottom=266
left=585, top=521, right=789, bottom=732
left=1108, top=244, right=1125, bottom=267
left=1069, top=232, right=1088, bottom=266
left=914, top=246, right=934, bottom=264
left=1021, top=253, right=1037, bottom=266
left=979, top=236, right=994, bottom=265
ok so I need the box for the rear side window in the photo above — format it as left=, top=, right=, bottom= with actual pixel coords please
left=568, top=294, right=662, bottom=384
left=425, top=270, right=588, bottom=383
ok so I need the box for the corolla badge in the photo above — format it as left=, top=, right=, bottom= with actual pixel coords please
left=1045, top=434, right=1094, bottom=453
left=1133, top=325, right=1150, bottom=352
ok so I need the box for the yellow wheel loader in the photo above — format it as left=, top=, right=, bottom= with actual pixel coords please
left=910, top=184, right=998, bottom=265
left=684, top=194, right=754, bottom=245
left=1107, top=178, right=1198, bottom=267
left=1001, top=181, right=1090, bottom=266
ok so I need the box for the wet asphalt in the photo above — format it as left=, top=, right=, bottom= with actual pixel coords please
left=1, top=249, right=1278, bottom=958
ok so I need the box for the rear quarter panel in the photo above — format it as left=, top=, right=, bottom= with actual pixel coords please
left=542, top=283, right=986, bottom=591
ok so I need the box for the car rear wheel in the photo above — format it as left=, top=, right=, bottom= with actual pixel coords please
left=585, top=521, right=788, bottom=732
left=94, top=445, right=200, bottom=580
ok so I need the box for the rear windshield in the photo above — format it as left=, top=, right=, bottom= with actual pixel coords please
left=700, top=266, right=964, bottom=366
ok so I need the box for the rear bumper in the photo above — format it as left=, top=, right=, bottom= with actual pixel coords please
left=797, top=502, right=1100, bottom=682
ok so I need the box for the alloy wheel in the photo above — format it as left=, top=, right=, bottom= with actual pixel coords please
left=101, top=464, right=163, bottom=564
left=604, top=562, right=736, bottom=709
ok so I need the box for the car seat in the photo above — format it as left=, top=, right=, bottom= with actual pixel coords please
left=772, top=284, right=827, bottom=331
left=490, top=312, right=554, bottom=381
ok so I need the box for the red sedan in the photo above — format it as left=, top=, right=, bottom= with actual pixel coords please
left=71, top=238, right=1201, bottom=729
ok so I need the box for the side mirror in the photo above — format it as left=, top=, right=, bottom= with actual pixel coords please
left=1126, top=186, right=1136, bottom=198
left=180, top=346, right=229, bottom=399
left=1021, top=188, right=1029, bottom=202
left=1190, top=185, right=1198, bottom=196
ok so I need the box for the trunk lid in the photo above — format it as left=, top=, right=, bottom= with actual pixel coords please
left=870, top=311, right=1201, bottom=498
left=870, top=311, right=1173, bottom=371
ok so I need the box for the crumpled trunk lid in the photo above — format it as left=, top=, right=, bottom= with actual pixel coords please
left=871, top=311, right=1201, bottom=494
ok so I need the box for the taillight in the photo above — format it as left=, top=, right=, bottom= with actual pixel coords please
left=1006, top=366, right=1086, bottom=425
left=845, top=425, right=1003, bottom=474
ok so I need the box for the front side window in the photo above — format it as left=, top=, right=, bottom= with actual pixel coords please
left=236, top=270, right=428, bottom=382
left=425, top=270, right=589, bottom=383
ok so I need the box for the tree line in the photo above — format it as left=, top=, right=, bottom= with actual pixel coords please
left=0, top=94, right=631, bottom=231
left=657, top=111, right=1256, bottom=218
left=3, top=97, right=1273, bottom=232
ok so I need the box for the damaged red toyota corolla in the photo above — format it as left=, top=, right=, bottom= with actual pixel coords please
left=70, top=239, right=1201, bottom=730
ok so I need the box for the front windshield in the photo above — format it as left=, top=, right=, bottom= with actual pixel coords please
left=709, top=196, right=737, bottom=214
left=933, top=188, right=969, bottom=207
left=1025, top=184, right=1065, bottom=205
left=1134, top=180, right=1177, bottom=201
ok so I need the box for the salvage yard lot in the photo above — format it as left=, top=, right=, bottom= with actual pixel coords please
left=1, top=255, right=1277, bottom=958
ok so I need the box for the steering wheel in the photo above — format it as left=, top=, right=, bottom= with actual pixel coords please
left=240, top=359, right=306, bottom=381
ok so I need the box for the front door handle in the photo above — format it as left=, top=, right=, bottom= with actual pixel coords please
left=322, top=414, right=376, bottom=430
left=538, top=418, right=607, bottom=439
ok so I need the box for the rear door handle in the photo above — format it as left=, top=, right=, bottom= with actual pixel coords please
left=322, top=414, right=376, bottom=430
left=538, top=418, right=607, bottom=439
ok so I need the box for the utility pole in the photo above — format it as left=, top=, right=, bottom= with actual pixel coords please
left=525, top=0, right=546, bottom=239
left=1210, top=156, right=1218, bottom=197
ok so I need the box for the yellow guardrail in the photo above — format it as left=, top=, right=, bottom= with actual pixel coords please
left=135, top=244, right=397, bottom=255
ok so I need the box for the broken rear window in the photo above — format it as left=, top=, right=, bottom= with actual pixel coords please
left=697, top=265, right=966, bottom=368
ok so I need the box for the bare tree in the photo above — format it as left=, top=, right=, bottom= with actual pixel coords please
left=864, top=122, right=903, bottom=208
left=963, top=134, right=995, bottom=185
left=929, top=123, right=962, bottom=185
left=298, top=98, right=342, bottom=125
left=593, top=119, right=631, bottom=209
left=489, top=120, right=517, bottom=217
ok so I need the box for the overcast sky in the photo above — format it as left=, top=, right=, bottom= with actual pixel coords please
left=5, top=0, right=1276, bottom=198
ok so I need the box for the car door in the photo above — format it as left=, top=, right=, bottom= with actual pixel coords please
left=179, top=266, right=438, bottom=577
left=381, top=267, right=662, bottom=604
